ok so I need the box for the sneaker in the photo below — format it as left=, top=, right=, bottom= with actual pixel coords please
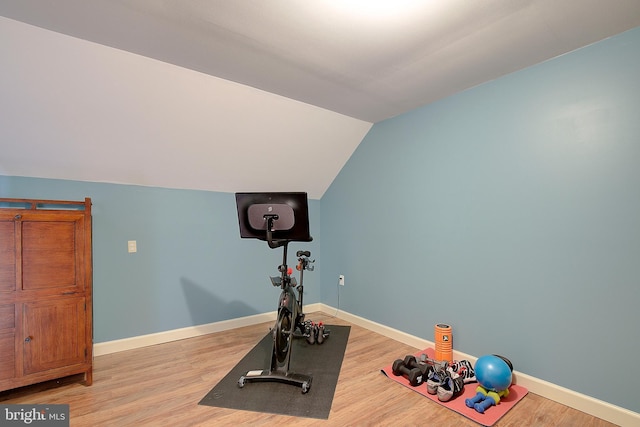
left=437, top=372, right=465, bottom=402
left=426, top=368, right=447, bottom=395
left=317, top=322, right=325, bottom=344
left=306, top=322, right=316, bottom=345
left=448, top=360, right=476, bottom=384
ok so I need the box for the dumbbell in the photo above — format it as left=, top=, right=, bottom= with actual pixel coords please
left=404, top=355, right=433, bottom=378
left=391, top=358, right=425, bottom=386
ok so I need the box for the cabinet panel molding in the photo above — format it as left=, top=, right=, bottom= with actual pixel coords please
left=0, top=220, right=17, bottom=292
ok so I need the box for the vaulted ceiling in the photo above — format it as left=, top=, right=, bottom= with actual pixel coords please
left=2, top=1, right=640, bottom=198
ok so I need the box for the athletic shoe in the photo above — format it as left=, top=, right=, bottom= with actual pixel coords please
left=448, top=359, right=476, bottom=384
left=306, top=322, right=316, bottom=345
left=426, top=368, right=447, bottom=395
left=437, top=372, right=465, bottom=402
left=317, top=322, right=325, bottom=344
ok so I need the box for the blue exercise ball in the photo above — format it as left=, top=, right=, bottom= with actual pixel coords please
left=475, top=355, right=512, bottom=392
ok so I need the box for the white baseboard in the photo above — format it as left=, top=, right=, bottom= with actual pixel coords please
left=93, top=303, right=324, bottom=357
left=93, top=302, right=639, bottom=426
left=93, top=311, right=276, bottom=356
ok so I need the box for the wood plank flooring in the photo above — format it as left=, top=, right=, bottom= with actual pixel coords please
left=0, top=312, right=617, bottom=426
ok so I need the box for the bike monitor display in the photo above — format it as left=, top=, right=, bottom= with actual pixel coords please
left=235, top=192, right=312, bottom=242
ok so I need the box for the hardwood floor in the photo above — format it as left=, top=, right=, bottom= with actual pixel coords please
left=0, top=312, right=617, bottom=426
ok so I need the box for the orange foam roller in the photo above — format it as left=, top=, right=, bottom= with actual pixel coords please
left=435, top=323, right=453, bottom=363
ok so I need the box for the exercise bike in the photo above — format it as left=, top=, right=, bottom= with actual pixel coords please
left=238, top=213, right=316, bottom=393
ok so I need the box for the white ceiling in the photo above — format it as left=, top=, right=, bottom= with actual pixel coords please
left=1, top=1, right=640, bottom=198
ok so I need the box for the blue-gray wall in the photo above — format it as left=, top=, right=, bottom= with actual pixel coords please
left=320, top=27, right=640, bottom=413
left=0, top=177, right=320, bottom=342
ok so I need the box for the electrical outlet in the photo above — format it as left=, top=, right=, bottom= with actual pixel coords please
left=339, top=275, right=345, bottom=286
left=128, top=240, right=137, bottom=253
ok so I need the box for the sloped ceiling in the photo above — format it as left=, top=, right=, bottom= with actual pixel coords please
left=1, top=1, right=640, bottom=198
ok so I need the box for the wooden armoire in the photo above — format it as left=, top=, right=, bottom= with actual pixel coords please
left=0, top=197, right=93, bottom=392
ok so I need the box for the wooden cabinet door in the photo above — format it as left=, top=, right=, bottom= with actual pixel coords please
left=21, top=213, right=86, bottom=293
left=22, top=298, right=87, bottom=375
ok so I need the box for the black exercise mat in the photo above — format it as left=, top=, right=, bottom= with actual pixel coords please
left=199, top=325, right=350, bottom=419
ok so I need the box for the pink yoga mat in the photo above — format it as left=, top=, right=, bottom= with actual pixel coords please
left=381, top=348, right=528, bottom=427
